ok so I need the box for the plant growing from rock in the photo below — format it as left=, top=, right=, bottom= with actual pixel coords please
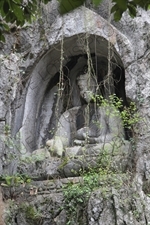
left=4, top=201, right=43, bottom=225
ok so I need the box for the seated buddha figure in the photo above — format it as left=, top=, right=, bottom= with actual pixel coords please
left=46, top=70, right=124, bottom=157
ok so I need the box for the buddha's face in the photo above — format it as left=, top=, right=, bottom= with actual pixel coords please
left=77, top=73, right=96, bottom=103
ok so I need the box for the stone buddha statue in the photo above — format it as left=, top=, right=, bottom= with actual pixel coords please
left=46, top=69, right=125, bottom=158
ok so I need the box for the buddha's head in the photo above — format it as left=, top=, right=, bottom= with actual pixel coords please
left=77, top=72, right=96, bottom=103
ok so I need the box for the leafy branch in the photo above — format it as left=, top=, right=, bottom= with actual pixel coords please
left=0, top=0, right=51, bottom=41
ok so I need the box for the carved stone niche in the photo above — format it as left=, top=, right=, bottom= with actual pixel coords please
left=13, top=40, right=124, bottom=150
left=11, top=8, right=133, bottom=177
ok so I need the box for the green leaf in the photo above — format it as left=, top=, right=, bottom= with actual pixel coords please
left=59, top=0, right=85, bottom=14
left=92, top=0, right=103, bottom=7
left=128, top=4, right=137, bottom=18
left=0, top=5, right=6, bottom=18
left=111, top=4, right=119, bottom=13
left=0, top=0, right=4, bottom=14
left=0, top=0, right=4, bottom=8
left=3, top=1, right=9, bottom=15
left=114, top=9, right=123, bottom=21
left=129, top=1, right=136, bottom=7
left=26, top=178, right=31, bottom=183
left=13, top=0, right=22, bottom=3
left=11, top=2, right=24, bottom=21
left=5, top=12, right=16, bottom=23
left=28, top=1, right=37, bottom=11
left=3, top=23, right=9, bottom=31
left=5, top=176, right=12, bottom=186
left=112, top=0, right=128, bottom=11
left=24, top=6, right=30, bottom=16
left=0, top=33, right=5, bottom=42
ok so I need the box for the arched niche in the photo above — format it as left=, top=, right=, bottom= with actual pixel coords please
left=12, top=34, right=128, bottom=152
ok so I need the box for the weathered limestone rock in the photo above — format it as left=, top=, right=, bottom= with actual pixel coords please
left=0, top=188, right=6, bottom=225
left=88, top=186, right=149, bottom=225
left=17, top=139, right=131, bottom=179
left=2, top=174, right=150, bottom=225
